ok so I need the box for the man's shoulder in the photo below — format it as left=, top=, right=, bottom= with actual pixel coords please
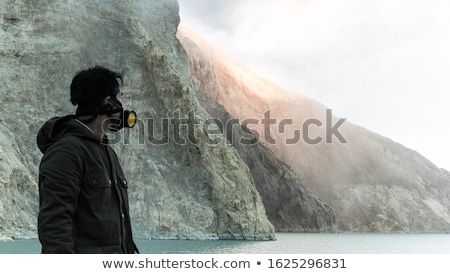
left=55, top=135, right=85, bottom=146
left=46, top=135, right=98, bottom=154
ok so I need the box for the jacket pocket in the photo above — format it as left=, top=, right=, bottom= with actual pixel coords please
left=83, top=171, right=113, bottom=212
left=86, top=171, right=112, bottom=188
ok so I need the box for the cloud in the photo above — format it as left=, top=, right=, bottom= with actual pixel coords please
left=179, top=0, right=450, bottom=170
left=178, top=0, right=240, bottom=30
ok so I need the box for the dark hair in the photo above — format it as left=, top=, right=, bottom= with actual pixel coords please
left=70, top=66, right=123, bottom=110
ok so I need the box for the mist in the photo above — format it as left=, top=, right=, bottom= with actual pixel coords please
left=179, top=0, right=450, bottom=170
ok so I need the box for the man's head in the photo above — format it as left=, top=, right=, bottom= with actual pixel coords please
left=70, top=66, right=123, bottom=113
left=70, top=66, right=136, bottom=133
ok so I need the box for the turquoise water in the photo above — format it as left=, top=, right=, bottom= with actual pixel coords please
left=2, top=233, right=450, bottom=254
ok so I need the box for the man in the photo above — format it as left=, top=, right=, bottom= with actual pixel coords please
left=37, top=66, right=138, bottom=253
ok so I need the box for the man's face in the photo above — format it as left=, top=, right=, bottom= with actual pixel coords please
left=110, top=89, right=123, bottom=115
left=100, top=90, right=124, bottom=133
left=115, top=91, right=123, bottom=103
left=104, top=89, right=137, bottom=132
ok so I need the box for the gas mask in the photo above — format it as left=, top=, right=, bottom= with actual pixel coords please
left=75, top=97, right=137, bottom=132
left=106, top=98, right=137, bottom=132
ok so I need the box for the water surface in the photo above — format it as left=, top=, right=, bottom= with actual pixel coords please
left=2, top=233, right=450, bottom=254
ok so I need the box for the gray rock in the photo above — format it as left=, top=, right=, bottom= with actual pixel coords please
left=0, top=0, right=274, bottom=240
left=178, top=24, right=450, bottom=233
left=0, top=124, right=38, bottom=239
left=195, top=89, right=337, bottom=232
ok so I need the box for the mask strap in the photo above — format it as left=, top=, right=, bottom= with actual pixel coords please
left=97, top=98, right=124, bottom=116
left=97, top=108, right=122, bottom=116
left=75, top=98, right=124, bottom=124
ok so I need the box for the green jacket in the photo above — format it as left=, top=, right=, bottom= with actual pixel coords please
left=37, top=116, right=138, bottom=254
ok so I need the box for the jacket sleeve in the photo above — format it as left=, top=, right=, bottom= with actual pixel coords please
left=38, top=138, right=84, bottom=254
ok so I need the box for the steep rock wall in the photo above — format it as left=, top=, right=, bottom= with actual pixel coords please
left=178, top=24, right=450, bottom=233
left=0, top=0, right=274, bottom=240
left=195, top=89, right=337, bottom=232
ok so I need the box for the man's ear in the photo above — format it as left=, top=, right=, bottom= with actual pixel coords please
left=102, top=96, right=112, bottom=107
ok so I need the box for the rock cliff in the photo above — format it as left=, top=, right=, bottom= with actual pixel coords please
left=178, top=24, right=450, bottom=233
left=0, top=0, right=274, bottom=240
left=195, top=90, right=337, bottom=232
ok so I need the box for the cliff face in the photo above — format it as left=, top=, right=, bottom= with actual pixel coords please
left=0, top=0, right=274, bottom=240
left=178, top=24, right=450, bottom=233
left=195, top=90, right=337, bottom=232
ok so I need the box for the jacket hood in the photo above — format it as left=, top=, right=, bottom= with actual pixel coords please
left=37, top=116, right=100, bottom=154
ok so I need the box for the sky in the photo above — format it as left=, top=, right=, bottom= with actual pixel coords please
left=178, top=0, right=450, bottom=171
